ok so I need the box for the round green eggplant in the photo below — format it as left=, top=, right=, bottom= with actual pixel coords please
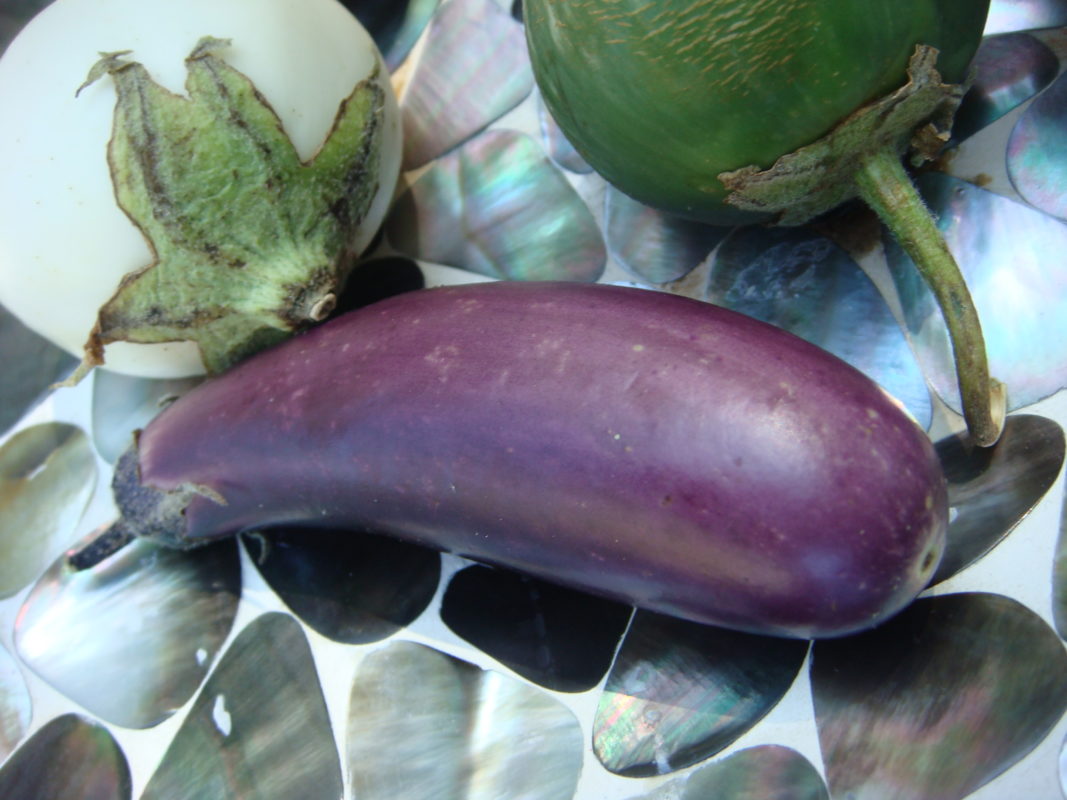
left=525, top=0, right=988, bottom=222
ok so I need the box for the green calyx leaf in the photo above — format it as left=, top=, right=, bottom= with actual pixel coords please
left=718, top=45, right=965, bottom=226
left=68, top=36, right=385, bottom=382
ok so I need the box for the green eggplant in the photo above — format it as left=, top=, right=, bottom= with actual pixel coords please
left=526, top=0, right=985, bottom=221
left=525, top=0, right=1003, bottom=446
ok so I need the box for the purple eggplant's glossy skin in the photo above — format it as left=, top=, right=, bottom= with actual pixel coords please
left=117, top=282, right=946, bottom=638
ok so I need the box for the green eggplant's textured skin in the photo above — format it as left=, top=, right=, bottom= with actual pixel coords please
left=524, top=0, right=989, bottom=222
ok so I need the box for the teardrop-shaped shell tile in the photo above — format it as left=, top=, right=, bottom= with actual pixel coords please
left=0, top=713, right=130, bottom=800
left=952, top=32, right=1059, bottom=141
left=347, top=641, right=584, bottom=799
left=985, top=0, right=1067, bottom=35
left=91, top=371, right=201, bottom=464
left=933, top=414, right=1064, bottom=585
left=140, top=613, right=342, bottom=800
left=336, top=255, right=426, bottom=314
left=812, top=592, right=1067, bottom=800
left=440, top=564, right=632, bottom=692
left=0, top=422, right=96, bottom=598
left=340, top=0, right=440, bottom=71
left=886, top=173, right=1067, bottom=413
left=1052, top=482, right=1067, bottom=639
left=15, top=534, right=240, bottom=729
left=1, top=2, right=44, bottom=54
left=594, top=611, right=809, bottom=777
left=708, top=225, right=932, bottom=428
left=535, top=90, right=592, bottom=174
left=623, top=745, right=829, bottom=800
left=606, top=187, right=731, bottom=285
left=0, top=643, right=30, bottom=764
left=0, top=302, right=76, bottom=435
left=1008, top=69, right=1067, bottom=221
left=243, top=526, right=440, bottom=644
left=398, top=0, right=533, bottom=169
left=388, top=128, right=605, bottom=281
left=1061, top=731, right=1067, bottom=796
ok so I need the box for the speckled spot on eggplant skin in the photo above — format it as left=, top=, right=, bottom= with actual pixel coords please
left=128, top=281, right=946, bottom=639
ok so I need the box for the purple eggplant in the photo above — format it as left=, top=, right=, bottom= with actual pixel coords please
left=80, top=281, right=946, bottom=638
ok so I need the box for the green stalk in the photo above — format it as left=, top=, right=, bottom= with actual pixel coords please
left=855, top=147, right=1004, bottom=446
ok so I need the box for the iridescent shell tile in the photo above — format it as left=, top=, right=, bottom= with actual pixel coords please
left=141, top=613, right=342, bottom=800
left=398, top=0, right=533, bottom=170
left=1053, top=484, right=1067, bottom=639
left=594, top=611, right=808, bottom=777
left=340, top=0, right=440, bottom=71
left=985, top=0, right=1067, bottom=34
left=536, top=90, right=593, bottom=175
left=624, top=745, right=829, bottom=800
left=0, top=17, right=18, bottom=54
left=952, top=32, right=1059, bottom=142
left=91, top=371, right=201, bottom=464
left=419, top=261, right=499, bottom=287
left=0, top=422, right=96, bottom=598
left=336, top=255, right=425, bottom=313
left=885, top=173, right=1067, bottom=414
left=812, top=592, right=1067, bottom=800
left=933, top=414, right=1064, bottom=585
left=15, top=533, right=240, bottom=729
left=606, top=187, right=732, bottom=285
left=0, top=302, right=76, bottom=436
left=0, top=713, right=130, bottom=799
left=243, top=526, right=440, bottom=644
left=0, top=0, right=47, bottom=56
left=0, top=643, right=30, bottom=764
left=1008, top=70, right=1067, bottom=221
left=708, top=225, right=932, bottom=428
left=440, top=564, right=632, bottom=692
left=1062, top=733, right=1067, bottom=797
left=387, top=129, right=606, bottom=281
left=347, top=641, right=583, bottom=799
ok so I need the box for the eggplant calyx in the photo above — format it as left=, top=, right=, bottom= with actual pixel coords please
left=718, top=45, right=962, bottom=225
left=66, top=441, right=215, bottom=570
left=720, top=45, right=1004, bottom=447
left=62, top=37, right=386, bottom=386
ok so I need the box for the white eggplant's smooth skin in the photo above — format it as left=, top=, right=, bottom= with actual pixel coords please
left=97, top=282, right=947, bottom=639
left=0, top=0, right=401, bottom=378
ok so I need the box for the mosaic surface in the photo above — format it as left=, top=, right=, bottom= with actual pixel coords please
left=3, top=1, right=1067, bottom=798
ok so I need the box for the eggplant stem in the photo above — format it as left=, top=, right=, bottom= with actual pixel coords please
left=854, top=147, right=1005, bottom=447
left=66, top=523, right=137, bottom=571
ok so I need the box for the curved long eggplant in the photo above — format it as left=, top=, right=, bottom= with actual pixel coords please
left=80, top=281, right=947, bottom=638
